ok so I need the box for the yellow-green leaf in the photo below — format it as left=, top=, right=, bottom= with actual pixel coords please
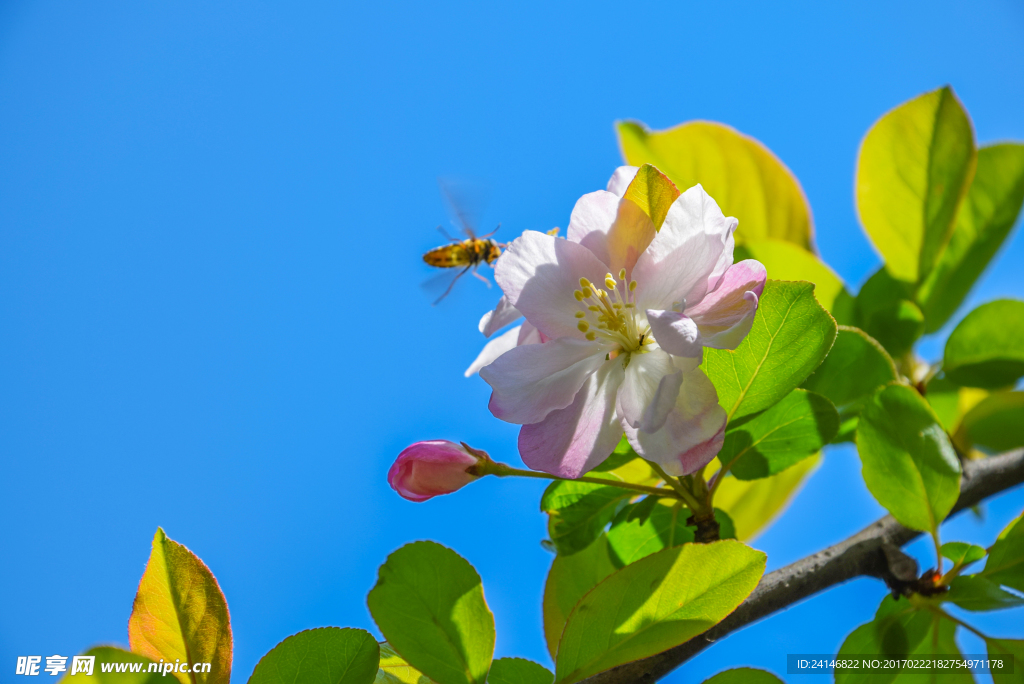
left=376, top=643, right=433, bottom=684
left=955, top=391, right=1024, bottom=453
left=712, top=453, right=820, bottom=541
left=541, top=535, right=616, bottom=659
left=617, top=120, right=814, bottom=250
left=855, top=86, right=976, bottom=283
left=553, top=541, right=765, bottom=684
left=128, top=528, right=232, bottom=684
left=738, top=238, right=847, bottom=313
left=918, top=143, right=1024, bottom=332
left=622, top=163, right=680, bottom=230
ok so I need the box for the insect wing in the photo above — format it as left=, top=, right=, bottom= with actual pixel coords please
left=438, top=178, right=486, bottom=239
left=421, top=265, right=472, bottom=305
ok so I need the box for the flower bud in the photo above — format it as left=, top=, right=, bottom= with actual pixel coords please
left=388, top=440, right=482, bottom=502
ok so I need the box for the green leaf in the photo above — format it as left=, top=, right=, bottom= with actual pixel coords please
left=853, top=267, right=925, bottom=358
left=553, top=540, right=765, bottom=684
left=60, top=647, right=161, bottom=683
left=541, top=481, right=631, bottom=555
left=981, top=513, right=1024, bottom=593
left=606, top=501, right=694, bottom=568
left=737, top=238, right=848, bottom=313
left=940, top=541, right=987, bottom=567
left=955, top=392, right=1024, bottom=453
left=486, top=659, right=553, bottom=684
left=925, top=376, right=966, bottom=432
left=918, top=143, right=1024, bottom=332
left=367, top=542, right=495, bottom=684
left=986, top=638, right=1024, bottom=684
left=944, top=299, right=1024, bottom=388
left=712, top=453, right=820, bottom=541
left=621, top=164, right=680, bottom=231
left=721, top=389, right=838, bottom=480
left=248, top=628, right=379, bottom=684
left=700, top=668, right=783, bottom=684
left=706, top=280, right=837, bottom=421
left=856, top=384, right=961, bottom=533
left=835, top=596, right=932, bottom=684
left=128, top=528, right=232, bottom=684
left=617, top=120, right=814, bottom=249
left=943, top=575, right=1024, bottom=612
left=714, top=508, right=737, bottom=541
left=893, top=614, right=975, bottom=684
left=542, top=535, right=616, bottom=659
left=801, top=326, right=898, bottom=441
left=855, top=86, right=976, bottom=283
left=375, top=643, right=433, bottom=684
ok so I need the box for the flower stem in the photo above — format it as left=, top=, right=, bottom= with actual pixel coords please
left=646, top=461, right=704, bottom=511
left=479, top=461, right=677, bottom=499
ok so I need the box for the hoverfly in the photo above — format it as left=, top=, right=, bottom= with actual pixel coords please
left=421, top=181, right=505, bottom=304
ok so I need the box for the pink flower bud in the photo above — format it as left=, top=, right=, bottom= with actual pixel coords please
left=388, top=440, right=482, bottom=502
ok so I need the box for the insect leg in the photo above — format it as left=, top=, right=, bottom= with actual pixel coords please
left=434, top=265, right=472, bottom=305
left=478, top=223, right=501, bottom=239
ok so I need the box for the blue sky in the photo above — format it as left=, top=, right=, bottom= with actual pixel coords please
left=1, top=1, right=1022, bottom=681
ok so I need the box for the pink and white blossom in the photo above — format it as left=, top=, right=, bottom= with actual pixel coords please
left=388, top=440, right=481, bottom=502
left=477, top=166, right=766, bottom=478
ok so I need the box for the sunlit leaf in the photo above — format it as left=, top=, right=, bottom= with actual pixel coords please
left=622, top=163, right=680, bottom=230
left=248, top=628, right=379, bottom=684
left=700, top=668, right=783, bottom=684
left=606, top=501, right=693, bottom=568
left=367, top=542, right=494, bottom=684
left=940, top=541, right=987, bottom=568
left=955, top=392, right=1024, bottom=453
left=944, top=299, right=1024, bottom=388
left=855, top=86, right=976, bottom=282
left=722, top=389, right=838, bottom=480
left=541, top=481, right=632, bottom=555
left=856, top=384, right=961, bottom=533
left=542, top=535, right=616, bottom=659
left=853, top=267, right=925, bottom=358
left=375, top=643, right=433, bottom=684
left=986, top=638, right=1024, bottom=684
left=617, top=120, right=814, bottom=249
left=943, top=575, right=1024, bottom=612
left=128, top=528, right=232, bottom=684
left=486, top=658, right=553, bottom=684
left=737, top=238, right=848, bottom=312
left=60, top=647, right=161, bottom=683
left=712, top=453, right=820, bottom=541
left=918, top=143, right=1024, bottom=332
left=835, top=596, right=932, bottom=684
left=981, top=513, right=1024, bottom=593
left=554, top=541, right=765, bottom=684
left=801, top=326, right=897, bottom=442
left=706, top=280, right=837, bottom=421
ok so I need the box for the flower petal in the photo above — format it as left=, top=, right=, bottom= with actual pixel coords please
left=494, top=230, right=611, bottom=340
left=519, top=359, right=625, bottom=478
left=631, top=184, right=737, bottom=311
left=479, top=295, right=522, bottom=338
left=480, top=336, right=607, bottom=425
left=646, top=309, right=703, bottom=358
left=388, top=440, right=479, bottom=502
left=616, top=348, right=677, bottom=428
left=624, top=368, right=727, bottom=476
left=566, top=190, right=619, bottom=268
left=687, top=259, right=766, bottom=350
left=465, top=325, right=522, bottom=377
left=639, top=370, right=683, bottom=433
left=606, top=165, right=639, bottom=197
left=517, top=320, right=545, bottom=345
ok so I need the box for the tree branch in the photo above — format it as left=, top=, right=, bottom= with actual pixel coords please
left=581, top=449, right=1024, bottom=684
